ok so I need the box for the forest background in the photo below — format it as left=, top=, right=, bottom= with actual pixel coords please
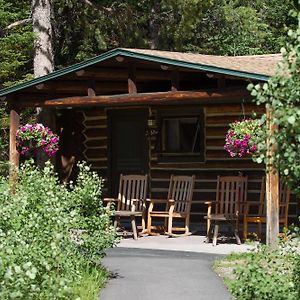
left=0, top=0, right=297, bottom=163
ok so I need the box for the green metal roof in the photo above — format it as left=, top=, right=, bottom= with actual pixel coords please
left=0, top=48, right=271, bottom=98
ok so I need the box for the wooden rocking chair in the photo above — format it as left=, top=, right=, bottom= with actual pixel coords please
left=104, top=174, right=148, bottom=240
left=147, top=175, right=195, bottom=236
left=243, top=177, right=290, bottom=240
left=205, top=176, right=248, bottom=246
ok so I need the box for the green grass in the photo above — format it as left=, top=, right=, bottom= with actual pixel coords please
left=213, top=252, right=251, bottom=284
left=72, top=265, right=109, bottom=300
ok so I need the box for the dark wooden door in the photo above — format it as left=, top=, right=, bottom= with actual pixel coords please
left=108, top=109, right=149, bottom=196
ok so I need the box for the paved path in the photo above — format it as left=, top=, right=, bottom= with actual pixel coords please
left=100, top=247, right=232, bottom=300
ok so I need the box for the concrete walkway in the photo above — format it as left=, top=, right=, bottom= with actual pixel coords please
left=101, top=247, right=232, bottom=300
left=118, top=234, right=255, bottom=255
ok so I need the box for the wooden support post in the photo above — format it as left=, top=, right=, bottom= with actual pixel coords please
left=128, top=65, right=137, bottom=94
left=266, top=105, right=279, bottom=247
left=9, top=108, right=20, bottom=192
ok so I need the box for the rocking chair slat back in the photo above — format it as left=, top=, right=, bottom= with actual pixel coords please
left=167, top=175, right=195, bottom=213
left=118, top=174, right=148, bottom=211
left=215, top=176, right=248, bottom=216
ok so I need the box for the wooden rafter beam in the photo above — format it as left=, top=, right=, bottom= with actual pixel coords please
left=14, top=89, right=251, bottom=108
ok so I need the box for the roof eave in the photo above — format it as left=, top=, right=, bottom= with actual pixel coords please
left=118, top=49, right=271, bottom=82
left=0, top=48, right=270, bottom=98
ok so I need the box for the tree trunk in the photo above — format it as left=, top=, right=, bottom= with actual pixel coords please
left=32, top=0, right=54, bottom=77
left=32, top=0, right=55, bottom=167
left=149, top=1, right=161, bottom=49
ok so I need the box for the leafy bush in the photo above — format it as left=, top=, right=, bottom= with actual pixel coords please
left=227, top=235, right=300, bottom=300
left=0, top=161, right=117, bottom=299
left=248, top=4, right=300, bottom=194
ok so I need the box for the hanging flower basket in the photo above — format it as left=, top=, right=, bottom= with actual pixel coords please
left=224, top=119, right=260, bottom=158
left=16, top=123, right=59, bottom=158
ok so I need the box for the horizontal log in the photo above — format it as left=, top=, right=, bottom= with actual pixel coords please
left=84, top=148, right=107, bottom=158
left=206, top=139, right=226, bottom=147
left=85, top=139, right=107, bottom=148
left=206, top=115, right=251, bottom=125
left=84, top=118, right=107, bottom=127
left=206, top=127, right=228, bottom=137
left=206, top=104, right=265, bottom=114
left=83, top=128, right=107, bottom=138
left=16, top=89, right=251, bottom=108
left=81, top=109, right=106, bottom=117
left=87, top=160, right=108, bottom=168
left=150, top=160, right=263, bottom=170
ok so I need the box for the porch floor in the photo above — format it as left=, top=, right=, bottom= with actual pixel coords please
left=117, top=234, right=255, bottom=255
left=115, top=222, right=257, bottom=255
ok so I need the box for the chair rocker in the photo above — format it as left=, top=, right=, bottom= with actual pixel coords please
left=205, top=176, right=248, bottom=246
left=147, top=175, right=195, bottom=236
left=104, top=174, right=148, bottom=240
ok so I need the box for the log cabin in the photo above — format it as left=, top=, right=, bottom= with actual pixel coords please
left=0, top=48, right=298, bottom=227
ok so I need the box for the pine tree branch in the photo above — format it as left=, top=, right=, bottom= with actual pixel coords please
left=80, top=0, right=112, bottom=12
left=80, top=0, right=94, bottom=7
left=6, top=18, right=32, bottom=30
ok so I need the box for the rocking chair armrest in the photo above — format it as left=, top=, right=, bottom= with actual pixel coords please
left=103, top=198, right=119, bottom=209
left=204, top=201, right=216, bottom=206
left=131, top=198, right=146, bottom=203
left=103, top=198, right=119, bottom=202
left=148, top=199, right=168, bottom=204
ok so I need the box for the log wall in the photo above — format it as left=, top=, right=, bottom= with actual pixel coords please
left=72, top=102, right=298, bottom=223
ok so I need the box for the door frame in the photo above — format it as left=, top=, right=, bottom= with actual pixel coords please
left=107, top=108, right=149, bottom=195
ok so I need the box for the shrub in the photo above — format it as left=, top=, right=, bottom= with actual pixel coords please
left=249, top=4, right=300, bottom=194
left=227, top=234, right=300, bottom=300
left=0, top=160, right=117, bottom=299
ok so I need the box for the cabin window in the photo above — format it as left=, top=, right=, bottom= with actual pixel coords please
left=158, top=109, right=205, bottom=162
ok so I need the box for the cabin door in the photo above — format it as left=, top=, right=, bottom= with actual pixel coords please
left=108, top=109, right=149, bottom=196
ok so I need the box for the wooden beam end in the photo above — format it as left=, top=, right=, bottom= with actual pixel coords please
left=76, top=70, right=85, bottom=77
left=116, top=56, right=125, bottom=62
left=36, top=83, right=45, bottom=90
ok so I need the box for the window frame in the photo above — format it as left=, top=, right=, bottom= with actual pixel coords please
left=156, top=108, right=205, bottom=162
